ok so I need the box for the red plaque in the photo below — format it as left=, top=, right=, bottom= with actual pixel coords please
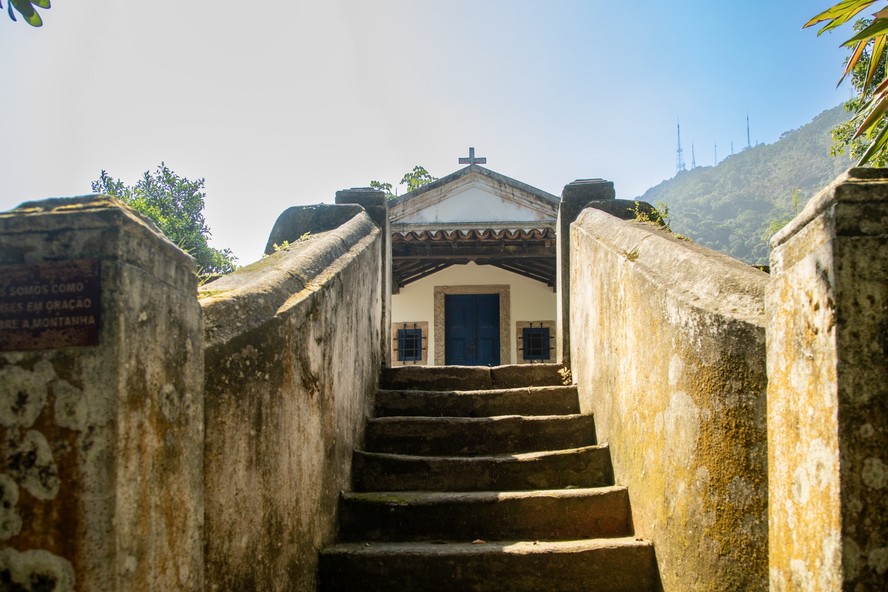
left=0, top=259, right=101, bottom=351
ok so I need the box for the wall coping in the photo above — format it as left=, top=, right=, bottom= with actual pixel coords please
left=0, top=194, right=196, bottom=271
left=573, top=208, right=768, bottom=326
left=770, top=167, right=888, bottom=250
left=199, top=209, right=379, bottom=348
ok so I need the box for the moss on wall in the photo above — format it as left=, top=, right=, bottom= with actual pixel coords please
left=767, top=169, right=888, bottom=591
left=200, top=211, right=383, bottom=591
left=0, top=196, right=204, bottom=591
left=569, top=208, right=769, bottom=591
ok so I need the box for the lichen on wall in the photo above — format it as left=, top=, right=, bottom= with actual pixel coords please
left=767, top=168, right=888, bottom=591
left=0, top=357, right=73, bottom=592
left=0, top=547, right=75, bottom=591
left=0, top=195, right=205, bottom=591
left=200, top=209, right=384, bottom=591
left=569, top=207, right=769, bottom=591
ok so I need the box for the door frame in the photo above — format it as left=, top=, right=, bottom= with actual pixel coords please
left=434, top=284, right=511, bottom=366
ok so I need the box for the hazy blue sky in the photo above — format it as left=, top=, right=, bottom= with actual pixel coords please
left=0, top=1, right=855, bottom=264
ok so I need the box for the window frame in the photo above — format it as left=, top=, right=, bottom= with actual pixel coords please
left=397, top=327, right=423, bottom=362
left=521, top=326, right=551, bottom=361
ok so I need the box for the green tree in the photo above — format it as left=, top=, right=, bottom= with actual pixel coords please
left=400, top=166, right=437, bottom=192
left=92, top=163, right=237, bottom=277
left=369, top=180, right=395, bottom=199
left=371, top=166, right=437, bottom=200
left=764, top=188, right=802, bottom=239
left=828, top=18, right=888, bottom=165
left=806, top=1, right=888, bottom=164
left=2, top=0, right=50, bottom=26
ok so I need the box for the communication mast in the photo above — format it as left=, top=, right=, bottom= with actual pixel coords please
left=676, top=120, right=686, bottom=173
left=691, top=144, right=696, bottom=169
left=747, top=114, right=751, bottom=148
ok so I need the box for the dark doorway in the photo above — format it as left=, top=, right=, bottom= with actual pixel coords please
left=444, top=294, right=500, bottom=366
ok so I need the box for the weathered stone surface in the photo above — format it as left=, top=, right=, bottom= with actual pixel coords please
left=561, top=178, right=615, bottom=203
left=338, top=486, right=632, bottom=542
left=585, top=198, right=658, bottom=221
left=570, top=207, right=769, bottom=591
left=334, top=187, right=385, bottom=209
left=324, top=363, right=659, bottom=590
left=200, top=209, right=383, bottom=591
left=0, top=195, right=204, bottom=591
left=263, top=203, right=365, bottom=255
left=380, top=363, right=565, bottom=391
left=336, top=189, right=391, bottom=367
left=767, top=168, right=888, bottom=591
left=0, top=547, right=75, bottom=591
left=319, top=538, right=658, bottom=592
left=364, top=413, right=597, bottom=455
left=0, top=475, right=22, bottom=540
left=557, top=179, right=616, bottom=366
left=374, top=385, right=581, bottom=417
left=202, top=212, right=378, bottom=348
left=353, top=445, right=614, bottom=492
left=335, top=188, right=387, bottom=229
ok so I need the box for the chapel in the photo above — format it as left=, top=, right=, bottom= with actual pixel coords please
left=389, top=154, right=558, bottom=367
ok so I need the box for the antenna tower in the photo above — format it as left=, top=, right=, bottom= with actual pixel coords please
left=691, top=144, right=696, bottom=169
left=747, top=114, right=751, bottom=148
left=676, top=120, right=686, bottom=173
left=714, top=141, right=718, bottom=165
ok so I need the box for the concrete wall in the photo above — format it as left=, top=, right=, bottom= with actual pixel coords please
left=569, top=208, right=769, bottom=591
left=767, top=168, right=888, bottom=590
left=199, top=209, right=383, bottom=591
left=0, top=196, right=204, bottom=591
left=391, top=262, right=556, bottom=365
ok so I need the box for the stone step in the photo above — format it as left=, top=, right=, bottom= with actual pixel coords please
left=381, top=363, right=566, bottom=391
left=338, top=486, right=632, bottom=543
left=352, top=445, right=614, bottom=492
left=318, top=537, right=659, bottom=592
left=375, top=385, right=580, bottom=417
left=364, top=414, right=597, bottom=455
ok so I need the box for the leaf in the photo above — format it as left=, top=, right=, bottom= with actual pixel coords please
left=856, top=110, right=888, bottom=163
left=870, top=75, right=888, bottom=97
left=853, top=92, right=888, bottom=138
left=839, top=39, right=869, bottom=87
left=864, top=34, right=887, bottom=90
left=31, top=0, right=50, bottom=7
left=804, top=0, right=878, bottom=34
left=843, top=17, right=888, bottom=46
left=9, top=0, right=41, bottom=26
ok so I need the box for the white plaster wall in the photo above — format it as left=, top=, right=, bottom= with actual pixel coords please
left=400, top=184, right=547, bottom=224
left=392, top=262, right=556, bottom=365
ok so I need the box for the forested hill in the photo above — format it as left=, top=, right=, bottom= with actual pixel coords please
left=635, top=105, right=852, bottom=265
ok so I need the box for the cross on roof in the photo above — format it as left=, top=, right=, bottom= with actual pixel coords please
left=458, top=147, right=486, bottom=165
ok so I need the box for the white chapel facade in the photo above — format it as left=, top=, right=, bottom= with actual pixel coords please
left=389, top=161, right=558, bottom=367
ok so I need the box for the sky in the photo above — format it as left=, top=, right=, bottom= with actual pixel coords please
left=0, top=1, right=856, bottom=265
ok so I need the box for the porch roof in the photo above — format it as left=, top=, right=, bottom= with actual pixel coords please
left=391, top=227, right=556, bottom=290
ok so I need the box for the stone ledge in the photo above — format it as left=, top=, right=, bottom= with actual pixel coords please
left=264, top=203, right=366, bottom=255
left=0, top=194, right=196, bottom=272
left=573, top=208, right=767, bottom=325
left=770, top=167, right=888, bottom=250
left=200, top=210, right=379, bottom=348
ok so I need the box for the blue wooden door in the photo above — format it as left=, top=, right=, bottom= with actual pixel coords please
left=444, top=294, right=500, bottom=366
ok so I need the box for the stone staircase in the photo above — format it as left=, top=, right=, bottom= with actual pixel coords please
left=318, top=364, right=660, bottom=592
